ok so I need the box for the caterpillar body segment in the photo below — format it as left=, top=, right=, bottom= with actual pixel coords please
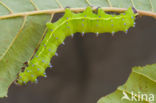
left=17, top=7, right=136, bottom=85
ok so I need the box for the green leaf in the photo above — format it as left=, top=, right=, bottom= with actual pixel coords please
left=0, top=0, right=156, bottom=98
left=98, top=64, right=156, bottom=103
left=0, top=15, right=52, bottom=97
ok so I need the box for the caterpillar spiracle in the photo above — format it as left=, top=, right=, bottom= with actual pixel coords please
left=17, top=6, right=137, bottom=85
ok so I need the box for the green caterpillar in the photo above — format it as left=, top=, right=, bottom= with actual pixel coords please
left=17, top=6, right=137, bottom=85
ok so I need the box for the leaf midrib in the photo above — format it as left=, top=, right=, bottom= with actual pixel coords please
left=0, top=7, right=156, bottom=20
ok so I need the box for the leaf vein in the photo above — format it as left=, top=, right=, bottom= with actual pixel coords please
left=130, top=0, right=136, bottom=8
left=0, top=8, right=155, bottom=20
left=106, top=0, right=112, bottom=7
left=148, top=0, right=154, bottom=12
left=0, top=1, right=13, bottom=14
left=0, top=16, right=27, bottom=62
left=28, top=14, right=54, bottom=60
left=86, top=0, right=92, bottom=6
left=29, top=0, right=40, bottom=11
left=133, top=70, right=156, bottom=83
left=55, top=0, right=63, bottom=8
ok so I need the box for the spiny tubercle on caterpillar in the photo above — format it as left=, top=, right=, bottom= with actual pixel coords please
left=17, top=6, right=137, bottom=85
